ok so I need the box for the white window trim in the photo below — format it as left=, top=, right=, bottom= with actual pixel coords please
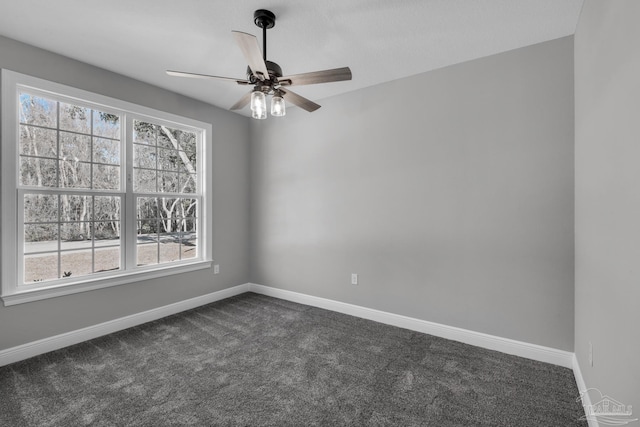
left=1, top=69, right=213, bottom=306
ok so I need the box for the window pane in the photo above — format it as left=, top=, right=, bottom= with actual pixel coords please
left=95, top=247, right=120, bottom=273
left=19, top=93, right=57, bottom=128
left=134, top=169, right=156, bottom=192
left=137, top=219, right=158, bottom=241
left=178, top=151, right=195, bottom=172
left=160, top=219, right=181, bottom=235
left=181, top=234, right=197, bottom=260
left=20, top=125, right=57, bottom=158
left=180, top=216, right=197, bottom=260
left=94, top=164, right=120, bottom=190
left=183, top=217, right=197, bottom=232
left=59, top=160, right=91, bottom=188
left=24, top=194, right=58, bottom=223
left=60, top=249, right=93, bottom=279
left=157, top=130, right=174, bottom=149
left=20, top=157, right=57, bottom=187
left=181, top=174, right=197, bottom=193
left=93, top=111, right=120, bottom=139
left=24, top=223, right=58, bottom=254
left=158, top=198, right=177, bottom=222
left=60, top=222, right=91, bottom=250
left=183, top=199, right=198, bottom=218
left=137, top=197, right=158, bottom=220
left=172, top=198, right=197, bottom=220
left=59, top=103, right=91, bottom=134
left=178, top=220, right=196, bottom=252
left=159, top=229, right=178, bottom=244
left=133, top=121, right=157, bottom=145
left=24, top=253, right=58, bottom=283
left=159, top=171, right=178, bottom=193
left=59, top=132, right=91, bottom=162
left=159, top=233, right=180, bottom=264
left=60, top=195, right=92, bottom=222
left=93, top=221, right=120, bottom=243
left=93, top=138, right=120, bottom=165
left=178, top=131, right=196, bottom=166
left=158, top=148, right=179, bottom=171
left=95, top=196, right=121, bottom=222
left=137, top=243, right=158, bottom=266
left=134, top=144, right=156, bottom=169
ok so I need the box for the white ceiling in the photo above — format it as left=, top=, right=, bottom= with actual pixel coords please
left=0, top=0, right=583, bottom=116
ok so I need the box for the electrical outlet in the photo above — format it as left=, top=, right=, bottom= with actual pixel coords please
left=214, top=264, right=220, bottom=275
left=351, top=273, right=358, bottom=285
left=589, top=342, right=593, bottom=367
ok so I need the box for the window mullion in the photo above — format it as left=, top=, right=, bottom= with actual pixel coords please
left=124, top=114, right=136, bottom=271
left=57, top=194, right=61, bottom=279
left=16, top=190, right=26, bottom=286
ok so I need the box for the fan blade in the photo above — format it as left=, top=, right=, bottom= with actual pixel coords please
left=232, top=31, right=269, bottom=81
left=279, top=67, right=352, bottom=87
left=230, top=91, right=252, bottom=111
left=166, top=70, right=250, bottom=85
left=280, top=88, right=321, bottom=112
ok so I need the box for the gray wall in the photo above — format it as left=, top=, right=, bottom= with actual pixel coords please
left=250, top=37, right=575, bottom=351
left=0, top=36, right=251, bottom=351
left=574, top=0, right=640, bottom=415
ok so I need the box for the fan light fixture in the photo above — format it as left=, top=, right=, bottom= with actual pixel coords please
left=249, top=87, right=285, bottom=119
left=270, top=91, right=286, bottom=117
left=250, top=90, right=267, bottom=119
left=166, top=9, right=352, bottom=119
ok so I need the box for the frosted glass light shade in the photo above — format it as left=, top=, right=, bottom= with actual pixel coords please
left=270, top=95, right=286, bottom=117
left=252, top=107, right=267, bottom=120
left=250, top=90, right=266, bottom=113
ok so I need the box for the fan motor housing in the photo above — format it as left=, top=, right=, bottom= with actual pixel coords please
left=266, top=61, right=282, bottom=78
left=246, top=60, right=282, bottom=83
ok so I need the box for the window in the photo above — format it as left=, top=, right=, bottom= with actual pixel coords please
left=19, top=95, right=123, bottom=284
left=1, top=70, right=212, bottom=305
left=132, top=120, right=199, bottom=267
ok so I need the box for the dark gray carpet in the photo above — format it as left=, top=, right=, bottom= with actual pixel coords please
left=0, top=292, right=586, bottom=426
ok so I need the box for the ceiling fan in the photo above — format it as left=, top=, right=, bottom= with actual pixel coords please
left=166, top=9, right=352, bottom=119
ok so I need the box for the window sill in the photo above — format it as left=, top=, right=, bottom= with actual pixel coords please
left=1, top=260, right=212, bottom=306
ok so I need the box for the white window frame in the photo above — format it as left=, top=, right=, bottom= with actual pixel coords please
left=1, top=70, right=212, bottom=306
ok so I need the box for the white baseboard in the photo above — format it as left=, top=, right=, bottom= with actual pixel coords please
left=0, top=283, right=249, bottom=367
left=248, top=283, right=574, bottom=368
left=0, top=281, right=575, bottom=373
left=573, top=354, right=599, bottom=427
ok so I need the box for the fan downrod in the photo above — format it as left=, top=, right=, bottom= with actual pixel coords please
left=249, top=9, right=281, bottom=86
